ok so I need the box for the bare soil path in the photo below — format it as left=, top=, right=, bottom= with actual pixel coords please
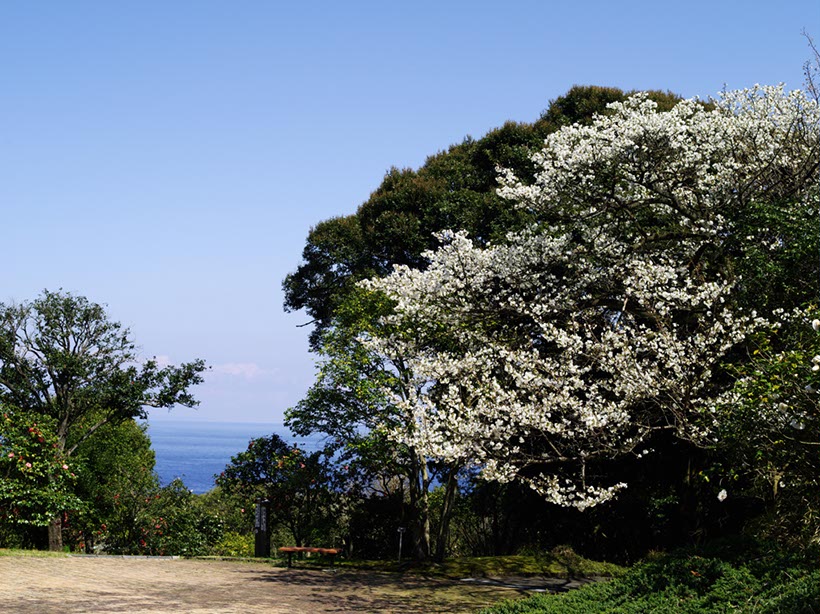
left=0, top=555, right=526, bottom=613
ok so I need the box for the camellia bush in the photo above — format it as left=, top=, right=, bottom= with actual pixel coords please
left=0, top=408, right=80, bottom=538
left=360, top=85, right=819, bottom=511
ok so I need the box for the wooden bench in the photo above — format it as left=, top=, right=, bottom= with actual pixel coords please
left=278, top=546, right=341, bottom=568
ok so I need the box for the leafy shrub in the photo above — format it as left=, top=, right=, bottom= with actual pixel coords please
left=96, top=479, right=223, bottom=556
left=0, top=409, right=80, bottom=532
left=63, top=418, right=158, bottom=553
left=216, top=435, right=342, bottom=548
left=209, top=531, right=254, bottom=557
left=139, top=479, right=224, bottom=556
left=481, top=541, right=819, bottom=614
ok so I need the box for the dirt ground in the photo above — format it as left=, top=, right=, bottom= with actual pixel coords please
left=0, top=555, right=531, bottom=613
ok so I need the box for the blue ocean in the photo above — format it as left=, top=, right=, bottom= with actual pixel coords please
left=146, top=420, right=323, bottom=494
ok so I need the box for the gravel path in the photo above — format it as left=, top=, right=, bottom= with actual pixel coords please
left=0, top=556, right=524, bottom=613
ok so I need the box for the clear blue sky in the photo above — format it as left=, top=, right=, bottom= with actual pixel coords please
left=0, top=1, right=814, bottom=422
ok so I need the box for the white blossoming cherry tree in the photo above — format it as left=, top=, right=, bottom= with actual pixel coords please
left=361, top=85, right=819, bottom=510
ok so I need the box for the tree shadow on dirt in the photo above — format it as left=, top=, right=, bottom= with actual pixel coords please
left=242, top=568, right=527, bottom=613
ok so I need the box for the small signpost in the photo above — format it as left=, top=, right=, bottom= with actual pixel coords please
left=254, top=499, right=270, bottom=558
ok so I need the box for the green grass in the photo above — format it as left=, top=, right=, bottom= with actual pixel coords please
left=265, top=546, right=625, bottom=580
left=0, top=548, right=68, bottom=558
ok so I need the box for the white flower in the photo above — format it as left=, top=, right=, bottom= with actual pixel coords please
left=812, top=319, right=820, bottom=331
left=717, top=489, right=728, bottom=502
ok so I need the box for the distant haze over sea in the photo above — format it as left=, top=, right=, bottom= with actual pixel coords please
left=146, top=420, right=323, bottom=494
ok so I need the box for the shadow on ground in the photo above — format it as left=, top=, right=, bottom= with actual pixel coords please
left=0, top=556, right=529, bottom=613
left=244, top=568, right=530, bottom=613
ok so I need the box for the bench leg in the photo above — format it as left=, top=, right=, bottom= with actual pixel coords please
left=287, top=551, right=293, bottom=568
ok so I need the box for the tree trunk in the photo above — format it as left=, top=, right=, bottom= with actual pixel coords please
left=491, top=485, right=501, bottom=555
left=434, top=468, right=458, bottom=561
left=407, top=453, right=431, bottom=560
left=416, top=488, right=431, bottom=560
left=48, top=515, right=63, bottom=551
left=48, top=429, right=69, bottom=551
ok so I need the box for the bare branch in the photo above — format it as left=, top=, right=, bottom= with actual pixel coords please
left=803, top=29, right=819, bottom=102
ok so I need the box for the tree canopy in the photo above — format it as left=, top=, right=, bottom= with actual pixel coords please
left=0, top=289, right=206, bottom=548
left=284, top=85, right=684, bottom=558
left=0, top=290, right=206, bottom=455
left=360, top=85, right=819, bottom=509
left=284, top=86, right=681, bottom=349
left=216, top=434, right=339, bottom=547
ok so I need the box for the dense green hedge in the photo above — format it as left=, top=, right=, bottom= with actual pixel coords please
left=482, top=541, right=819, bottom=614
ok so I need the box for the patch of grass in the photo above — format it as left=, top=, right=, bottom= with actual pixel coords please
left=280, top=546, right=624, bottom=580
left=0, top=548, right=68, bottom=558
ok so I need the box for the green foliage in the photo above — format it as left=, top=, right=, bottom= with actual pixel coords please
left=63, top=418, right=159, bottom=552
left=537, top=85, right=680, bottom=130
left=714, top=306, right=820, bottom=549
left=286, top=287, right=419, bottom=494
left=481, top=542, right=819, bottom=614
left=97, top=479, right=223, bottom=556
left=53, top=430, right=233, bottom=557
left=208, top=531, right=254, bottom=557
left=216, top=434, right=341, bottom=547
left=0, top=408, right=80, bottom=529
left=765, top=573, right=820, bottom=614
left=0, top=290, right=206, bottom=548
left=288, top=289, right=399, bottom=438
left=0, top=291, right=206, bottom=440
left=196, top=486, right=252, bottom=536
left=729, top=193, right=819, bottom=317
left=142, top=479, right=224, bottom=556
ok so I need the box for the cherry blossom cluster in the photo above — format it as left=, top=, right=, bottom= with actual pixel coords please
left=360, top=85, right=818, bottom=509
left=498, top=85, right=818, bottom=233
